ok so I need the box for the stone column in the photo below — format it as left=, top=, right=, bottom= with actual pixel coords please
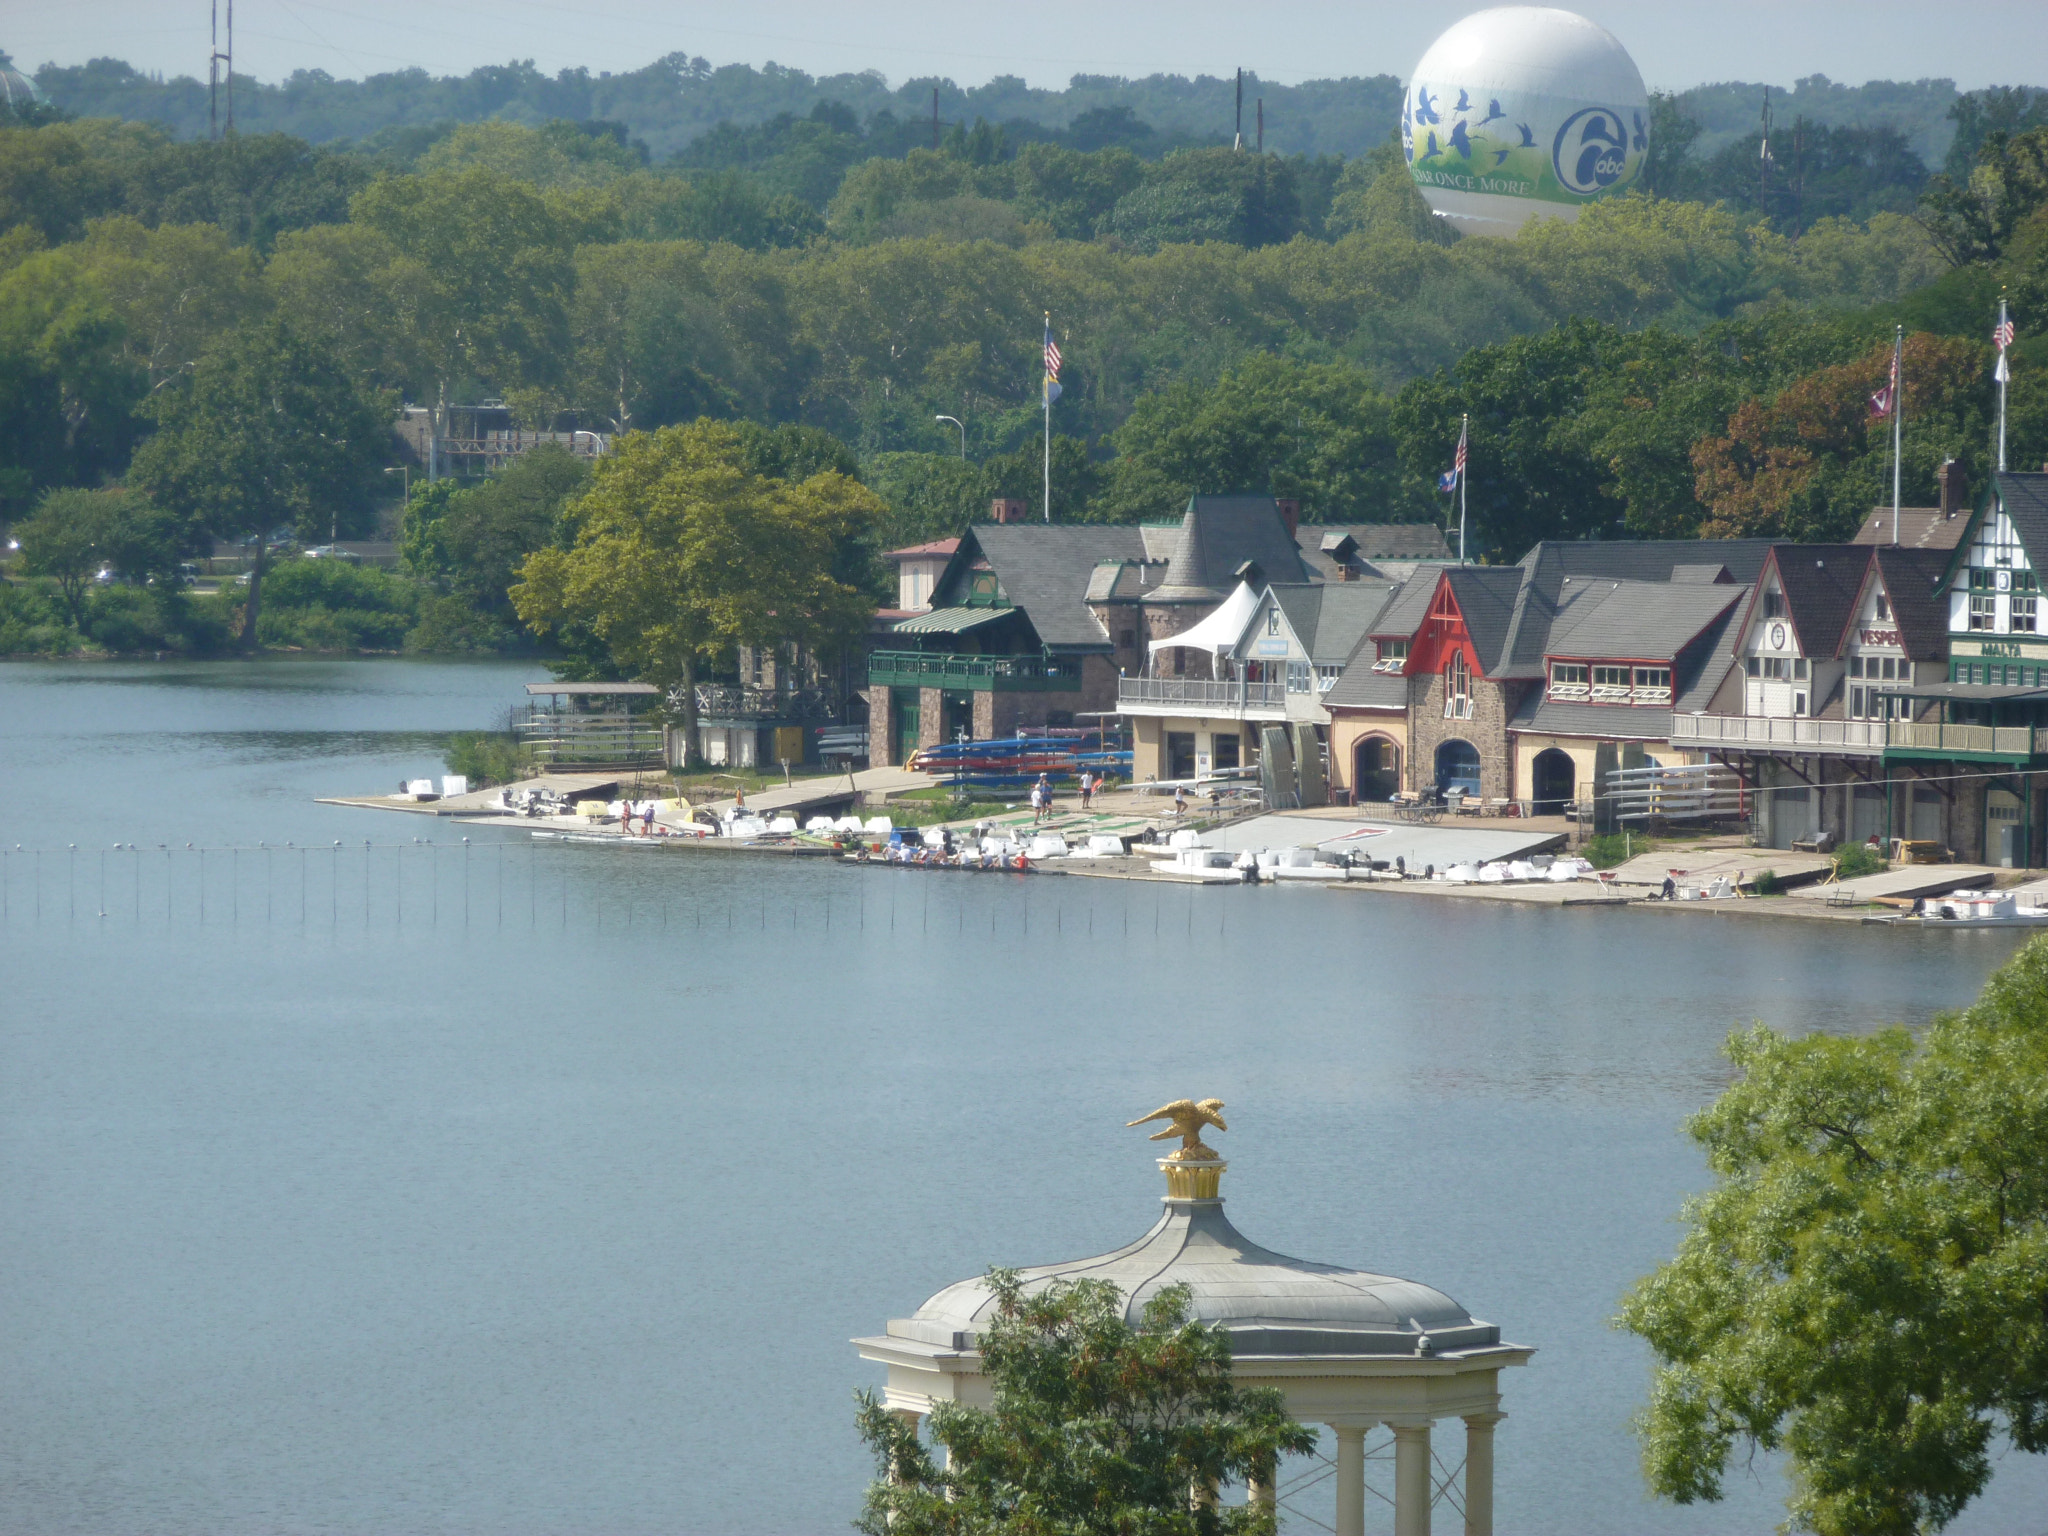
left=1462, top=1413, right=1502, bottom=1536
left=1392, top=1421, right=1431, bottom=1536
left=1333, top=1425, right=1366, bottom=1536
left=1245, top=1452, right=1276, bottom=1514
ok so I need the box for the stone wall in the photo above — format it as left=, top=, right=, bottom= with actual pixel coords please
left=866, top=684, right=893, bottom=766
left=1141, top=604, right=1219, bottom=680
left=1405, top=673, right=1517, bottom=800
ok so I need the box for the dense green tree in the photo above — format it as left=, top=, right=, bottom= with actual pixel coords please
left=0, top=124, right=122, bottom=244
left=76, top=216, right=266, bottom=392
left=1102, top=353, right=1411, bottom=522
left=421, top=443, right=590, bottom=623
left=856, top=1271, right=1317, bottom=1536
left=0, top=246, right=144, bottom=513
left=512, top=419, right=882, bottom=755
left=1619, top=934, right=2048, bottom=1536
left=1918, top=126, right=2048, bottom=266
left=12, top=485, right=187, bottom=625
left=127, top=321, right=391, bottom=648
left=1104, top=148, right=1303, bottom=252
left=349, top=167, right=579, bottom=422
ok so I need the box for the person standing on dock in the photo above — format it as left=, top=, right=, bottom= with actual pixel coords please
left=1173, top=784, right=1188, bottom=820
left=1029, top=779, right=1045, bottom=823
left=1079, top=770, right=1094, bottom=811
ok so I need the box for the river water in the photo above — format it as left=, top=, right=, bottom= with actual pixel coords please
left=2, top=657, right=2044, bottom=1535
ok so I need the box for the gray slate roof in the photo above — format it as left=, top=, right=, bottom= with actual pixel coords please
left=1322, top=660, right=1408, bottom=710
left=1869, top=547, right=1954, bottom=659
left=1296, top=523, right=1451, bottom=578
left=1496, top=539, right=1777, bottom=675
left=947, top=525, right=1146, bottom=650
left=1444, top=566, right=1524, bottom=672
left=1996, top=471, right=2048, bottom=572
left=1544, top=580, right=1743, bottom=662
left=1148, top=496, right=1313, bottom=602
left=1756, top=545, right=1869, bottom=659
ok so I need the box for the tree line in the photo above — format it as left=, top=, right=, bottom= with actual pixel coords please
left=3, top=95, right=2047, bottom=662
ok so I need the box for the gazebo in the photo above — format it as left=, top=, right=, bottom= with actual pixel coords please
left=854, top=1101, right=1531, bottom=1536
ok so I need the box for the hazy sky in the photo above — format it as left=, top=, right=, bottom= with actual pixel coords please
left=6, top=0, right=2045, bottom=94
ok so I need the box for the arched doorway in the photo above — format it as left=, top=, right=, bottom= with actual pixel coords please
left=1353, top=736, right=1400, bottom=802
left=1531, top=748, right=1576, bottom=815
left=1434, top=738, right=1481, bottom=799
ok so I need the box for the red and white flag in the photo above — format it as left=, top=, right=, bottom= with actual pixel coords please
left=1869, top=384, right=1893, bottom=420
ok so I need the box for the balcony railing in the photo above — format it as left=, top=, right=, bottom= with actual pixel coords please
left=1116, top=676, right=1287, bottom=714
left=868, top=650, right=1082, bottom=691
left=690, top=683, right=833, bottom=719
left=1671, top=714, right=2039, bottom=759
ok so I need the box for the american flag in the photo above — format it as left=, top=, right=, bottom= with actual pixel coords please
left=1996, top=317, right=2016, bottom=350
left=1044, top=331, right=1062, bottom=378
left=1454, top=431, right=1468, bottom=473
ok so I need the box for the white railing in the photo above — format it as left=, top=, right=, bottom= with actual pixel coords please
left=1117, top=677, right=1286, bottom=713
left=1670, top=715, right=2037, bottom=757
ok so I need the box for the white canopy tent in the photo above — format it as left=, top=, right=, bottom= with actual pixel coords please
left=1145, top=581, right=1260, bottom=674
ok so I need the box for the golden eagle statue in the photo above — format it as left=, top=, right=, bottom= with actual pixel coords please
left=1128, top=1098, right=1227, bottom=1161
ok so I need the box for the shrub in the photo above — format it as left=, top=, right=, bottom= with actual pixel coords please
left=406, top=593, right=521, bottom=654
left=444, top=731, right=531, bottom=787
left=255, top=558, right=419, bottom=651
left=0, top=580, right=77, bottom=655
left=1834, top=841, right=1887, bottom=879
left=1584, top=831, right=1645, bottom=868
left=1753, top=868, right=1783, bottom=895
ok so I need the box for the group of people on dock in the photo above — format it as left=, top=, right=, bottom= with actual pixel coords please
left=1029, top=770, right=1101, bottom=822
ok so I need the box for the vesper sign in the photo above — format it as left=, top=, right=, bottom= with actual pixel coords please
left=1858, top=628, right=1903, bottom=648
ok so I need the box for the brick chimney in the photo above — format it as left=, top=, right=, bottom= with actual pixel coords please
left=1938, top=459, right=1966, bottom=519
left=990, top=498, right=1027, bottom=524
left=1274, top=498, right=1300, bottom=539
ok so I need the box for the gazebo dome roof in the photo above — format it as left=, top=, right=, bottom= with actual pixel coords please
left=888, top=1194, right=1499, bottom=1360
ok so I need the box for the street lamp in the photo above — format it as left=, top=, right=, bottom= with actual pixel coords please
left=935, top=415, right=967, bottom=460
left=380, top=465, right=412, bottom=545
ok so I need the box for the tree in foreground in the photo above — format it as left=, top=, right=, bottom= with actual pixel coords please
left=856, top=1272, right=1315, bottom=1536
left=1618, top=936, right=2048, bottom=1536
left=127, top=320, right=389, bottom=649
left=510, top=419, right=882, bottom=759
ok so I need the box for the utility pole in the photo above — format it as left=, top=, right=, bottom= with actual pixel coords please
left=1234, top=68, right=1243, bottom=150
left=1256, top=98, right=1263, bottom=154
left=1758, top=86, right=1771, bottom=219
left=932, top=86, right=939, bottom=151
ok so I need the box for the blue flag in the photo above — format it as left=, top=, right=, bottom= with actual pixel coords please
left=1438, top=468, right=1458, bottom=493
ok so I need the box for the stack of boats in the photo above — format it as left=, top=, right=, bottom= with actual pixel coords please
left=911, top=729, right=1131, bottom=790
left=1438, top=855, right=1593, bottom=885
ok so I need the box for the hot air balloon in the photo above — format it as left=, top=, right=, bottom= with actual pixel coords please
left=1402, top=6, right=1649, bottom=237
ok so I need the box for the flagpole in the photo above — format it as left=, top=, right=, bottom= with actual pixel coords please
left=1891, top=326, right=1904, bottom=546
left=1998, top=290, right=2010, bottom=474
left=1043, top=310, right=1051, bottom=524
left=1459, top=413, right=1468, bottom=564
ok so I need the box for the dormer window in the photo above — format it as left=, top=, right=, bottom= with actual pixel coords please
left=1372, top=639, right=1409, bottom=673
left=1549, top=662, right=1589, bottom=699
